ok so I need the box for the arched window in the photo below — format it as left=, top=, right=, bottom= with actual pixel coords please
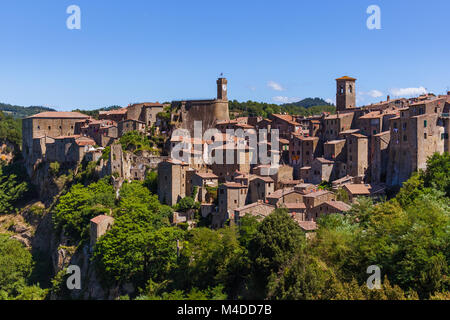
left=349, top=85, right=353, bottom=93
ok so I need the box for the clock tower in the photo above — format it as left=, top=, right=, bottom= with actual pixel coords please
left=217, top=77, right=228, bottom=101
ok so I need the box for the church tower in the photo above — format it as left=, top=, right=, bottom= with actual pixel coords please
left=217, top=77, right=228, bottom=101
left=336, top=76, right=356, bottom=111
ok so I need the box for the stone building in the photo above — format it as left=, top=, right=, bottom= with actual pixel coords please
left=269, top=114, right=302, bottom=139
left=157, top=159, right=190, bottom=206
left=371, top=131, right=390, bottom=184
left=303, top=190, right=335, bottom=211
left=90, top=215, right=115, bottom=248
left=45, top=135, right=96, bottom=164
left=346, top=133, right=368, bottom=179
left=78, top=119, right=118, bottom=147
left=215, top=182, right=248, bottom=228
left=22, top=111, right=90, bottom=174
left=172, top=78, right=230, bottom=135
left=324, top=139, right=346, bottom=162
left=249, top=176, right=275, bottom=203
left=99, top=108, right=128, bottom=123
left=306, top=200, right=351, bottom=221
left=310, top=157, right=336, bottom=184
left=234, top=201, right=275, bottom=225
left=343, top=183, right=371, bottom=203
left=126, top=102, right=164, bottom=127
left=386, top=98, right=446, bottom=187
left=290, top=135, right=320, bottom=168
left=322, top=113, right=354, bottom=141
left=118, top=119, right=146, bottom=137
left=191, top=172, right=219, bottom=203
left=336, top=76, right=357, bottom=111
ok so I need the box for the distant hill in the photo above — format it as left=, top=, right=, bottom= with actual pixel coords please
left=229, top=98, right=335, bottom=118
left=281, top=97, right=333, bottom=108
left=72, top=105, right=122, bottom=118
left=0, top=103, right=55, bottom=119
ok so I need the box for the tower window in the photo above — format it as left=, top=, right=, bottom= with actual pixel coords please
left=349, top=85, right=353, bottom=93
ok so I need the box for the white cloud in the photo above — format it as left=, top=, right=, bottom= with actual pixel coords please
left=267, top=81, right=284, bottom=91
left=272, top=96, right=300, bottom=104
left=368, top=90, right=383, bottom=98
left=359, top=90, right=384, bottom=98
left=390, top=87, right=427, bottom=97
left=325, top=98, right=333, bottom=104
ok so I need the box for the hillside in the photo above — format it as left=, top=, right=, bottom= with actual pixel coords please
left=0, top=103, right=55, bottom=119
left=229, top=99, right=335, bottom=118
left=282, top=97, right=333, bottom=108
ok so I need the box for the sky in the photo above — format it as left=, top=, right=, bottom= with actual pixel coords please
left=0, top=0, right=449, bottom=111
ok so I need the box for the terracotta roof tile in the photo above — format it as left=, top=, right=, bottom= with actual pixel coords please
left=28, top=111, right=90, bottom=119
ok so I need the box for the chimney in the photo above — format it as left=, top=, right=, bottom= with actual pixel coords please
left=387, top=95, right=390, bottom=101
left=447, top=91, right=450, bottom=96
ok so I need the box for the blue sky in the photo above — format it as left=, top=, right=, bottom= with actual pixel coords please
left=0, top=0, right=449, bottom=111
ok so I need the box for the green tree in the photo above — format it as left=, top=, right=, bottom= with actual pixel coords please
left=176, top=227, right=248, bottom=298
left=53, top=179, right=115, bottom=240
left=0, top=165, right=29, bottom=214
left=143, top=170, right=158, bottom=194
left=248, top=209, right=306, bottom=298
left=0, top=234, right=47, bottom=300
left=422, top=152, right=450, bottom=196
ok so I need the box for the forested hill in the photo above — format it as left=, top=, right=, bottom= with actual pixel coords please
left=282, top=97, right=333, bottom=108
left=0, top=103, right=55, bottom=119
left=229, top=98, right=335, bottom=118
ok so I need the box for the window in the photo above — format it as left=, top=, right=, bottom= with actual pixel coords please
left=424, top=120, right=427, bottom=128
left=403, top=135, right=407, bottom=142
left=349, top=85, right=353, bottom=93
left=403, top=123, right=407, bottom=129
left=48, top=126, right=51, bottom=130
left=373, top=130, right=377, bottom=135
left=424, top=133, right=427, bottom=139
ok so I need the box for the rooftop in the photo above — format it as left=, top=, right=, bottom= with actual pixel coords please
left=27, top=111, right=90, bottom=119
left=325, top=201, right=352, bottom=212
left=336, top=76, right=357, bottom=81
left=344, top=184, right=371, bottom=195
left=296, top=220, right=318, bottom=231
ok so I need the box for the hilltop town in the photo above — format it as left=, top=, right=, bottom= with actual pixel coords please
left=20, top=76, right=450, bottom=238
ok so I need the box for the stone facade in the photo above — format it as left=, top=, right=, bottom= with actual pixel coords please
left=90, top=215, right=115, bottom=248
left=336, top=76, right=356, bottom=111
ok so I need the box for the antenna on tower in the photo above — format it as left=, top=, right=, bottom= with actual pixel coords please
left=220, top=72, right=224, bottom=77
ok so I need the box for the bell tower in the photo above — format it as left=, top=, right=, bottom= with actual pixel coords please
left=217, top=77, right=228, bottom=101
left=336, top=76, right=356, bottom=111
